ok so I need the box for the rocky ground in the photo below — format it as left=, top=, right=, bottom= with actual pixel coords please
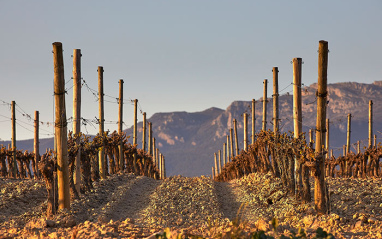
left=1, top=172, right=382, bottom=238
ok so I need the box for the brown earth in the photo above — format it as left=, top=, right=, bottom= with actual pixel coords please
left=1, top=173, right=382, bottom=238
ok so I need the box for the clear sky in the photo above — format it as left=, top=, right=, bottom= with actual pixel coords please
left=0, top=0, right=381, bottom=141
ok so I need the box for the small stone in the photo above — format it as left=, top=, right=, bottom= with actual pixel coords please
left=46, top=220, right=56, bottom=227
left=64, top=218, right=77, bottom=227
left=255, top=219, right=269, bottom=231
left=368, top=217, right=377, bottom=224
left=332, top=213, right=340, bottom=220
left=359, top=215, right=368, bottom=223
left=303, top=215, right=314, bottom=227
left=306, top=208, right=315, bottom=215
left=355, top=220, right=363, bottom=229
left=353, top=213, right=359, bottom=219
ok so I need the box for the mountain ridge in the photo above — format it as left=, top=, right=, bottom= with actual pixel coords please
left=3, top=81, right=382, bottom=177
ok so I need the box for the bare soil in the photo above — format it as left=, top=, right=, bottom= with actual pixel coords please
left=1, top=173, right=382, bottom=238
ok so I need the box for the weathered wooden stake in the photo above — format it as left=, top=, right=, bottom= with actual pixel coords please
left=243, top=113, right=248, bottom=151
left=156, top=148, right=159, bottom=172
left=369, top=100, right=373, bottom=148
left=212, top=167, right=215, bottom=180
left=309, top=129, right=314, bottom=148
left=73, top=49, right=81, bottom=192
left=293, top=58, right=302, bottom=197
left=273, top=67, right=279, bottom=133
left=233, top=119, right=239, bottom=156
left=314, top=40, right=329, bottom=214
left=133, top=99, right=138, bottom=170
left=368, top=100, right=373, bottom=175
left=226, top=135, right=230, bottom=162
left=218, top=150, right=222, bottom=174
left=159, top=152, right=162, bottom=179
left=163, top=155, right=166, bottom=179
left=262, top=80, right=268, bottom=131
left=252, top=99, right=256, bottom=144
left=229, top=128, right=234, bottom=158
left=271, top=67, right=281, bottom=179
left=52, top=42, right=70, bottom=209
left=98, top=66, right=105, bottom=179
left=293, top=58, right=302, bottom=139
left=153, top=137, right=156, bottom=166
left=11, top=101, right=17, bottom=177
left=326, top=119, right=330, bottom=159
left=214, top=153, right=218, bottom=176
left=34, top=111, right=40, bottom=179
left=343, top=145, right=346, bottom=156
left=223, top=143, right=226, bottom=167
left=374, top=135, right=377, bottom=147
left=161, top=154, right=165, bottom=179
left=118, top=79, right=124, bottom=171
left=357, top=141, right=360, bottom=154
left=142, top=112, right=147, bottom=152
left=148, top=122, right=152, bottom=156
left=346, top=114, right=351, bottom=154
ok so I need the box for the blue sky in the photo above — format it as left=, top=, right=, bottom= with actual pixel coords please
left=0, top=0, right=381, bottom=141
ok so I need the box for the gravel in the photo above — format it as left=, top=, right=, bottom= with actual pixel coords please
left=1, top=173, right=382, bottom=238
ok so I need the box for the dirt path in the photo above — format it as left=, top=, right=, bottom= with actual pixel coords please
left=101, top=176, right=162, bottom=222
left=214, top=181, right=242, bottom=221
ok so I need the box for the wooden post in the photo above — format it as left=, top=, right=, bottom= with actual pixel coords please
left=293, top=58, right=302, bottom=197
left=357, top=141, right=360, bottom=154
left=98, top=66, right=105, bottom=179
left=374, top=135, right=377, bottom=147
left=142, top=112, right=147, bottom=151
left=309, top=129, right=314, bottom=148
left=153, top=137, right=156, bottom=167
left=133, top=99, right=138, bottom=166
left=252, top=99, right=256, bottom=144
left=156, top=148, right=159, bottom=171
left=262, top=79, right=268, bottom=131
left=73, top=49, right=81, bottom=192
left=148, top=122, right=152, bottom=156
left=34, top=111, right=40, bottom=179
left=273, top=67, right=279, bottom=133
left=368, top=100, right=373, bottom=176
left=369, top=100, right=373, bottom=148
left=118, top=79, right=124, bottom=171
left=218, top=150, right=222, bottom=173
left=226, top=135, right=230, bottom=162
left=161, top=153, right=165, bottom=179
left=243, top=113, right=248, bottom=151
left=293, top=58, right=302, bottom=139
left=314, top=40, right=329, bottom=214
left=163, top=155, right=166, bottom=179
left=346, top=114, right=351, bottom=154
left=7, top=144, right=13, bottom=178
left=212, top=167, right=215, bottom=180
left=233, top=119, right=239, bottom=156
left=223, top=143, right=226, bottom=167
left=343, top=145, right=346, bottom=156
left=158, top=152, right=162, bottom=179
left=52, top=42, right=70, bottom=209
left=11, top=101, right=17, bottom=177
left=326, top=119, right=329, bottom=159
left=229, top=128, right=234, bottom=158
left=214, top=153, right=218, bottom=176
left=271, top=68, right=281, bottom=179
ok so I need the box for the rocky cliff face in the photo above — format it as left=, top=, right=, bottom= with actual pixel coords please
left=129, top=81, right=382, bottom=177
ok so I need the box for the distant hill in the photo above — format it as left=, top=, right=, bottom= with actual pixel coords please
left=4, top=81, right=382, bottom=177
